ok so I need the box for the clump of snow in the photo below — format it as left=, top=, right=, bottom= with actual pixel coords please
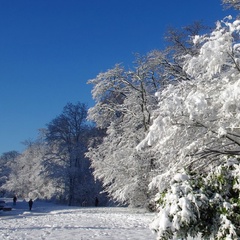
left=173, top=173, right=189, bottom=182
left=217, top=127, right=227, bottom=137
left=217, top=215, right=237, bottom=239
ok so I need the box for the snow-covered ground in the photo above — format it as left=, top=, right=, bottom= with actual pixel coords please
left=0, top=198, right=156, bottom=240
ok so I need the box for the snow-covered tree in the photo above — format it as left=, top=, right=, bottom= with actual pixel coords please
left=138, top=16, right=240, bottom=191
left=87, top=53, right=163, bottom=206
left=45, top=102, right=103, bottom=205
left=3, top=140, right=53, bottom=200
left=136, top=16, right=240, bottom=239
left=87, top=22, right=207, bottom=207
left=0, top=151, right=19, bottom=196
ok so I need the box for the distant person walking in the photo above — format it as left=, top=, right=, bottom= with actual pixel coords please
left=13, top=195, right=17, bottom=205
left=28, top=199, right=33, bottom=211
left=95, top=197, right=99, bottom=207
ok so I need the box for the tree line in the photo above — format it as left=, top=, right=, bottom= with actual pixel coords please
left=0, top=103, right=107, bottom=206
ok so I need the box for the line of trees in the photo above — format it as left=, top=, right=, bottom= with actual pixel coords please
left=0, top=102, right=107, bottom=206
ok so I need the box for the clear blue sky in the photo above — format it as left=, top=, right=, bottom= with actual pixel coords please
left=0, top=0, right=237, bottom=155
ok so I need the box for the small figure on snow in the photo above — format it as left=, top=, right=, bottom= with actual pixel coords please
left=28, top=199, right=33, bottom=211
left=95, top=197, right=99, bottom=207
left=13, top=195, right=17, bottom=205
left=82, top=199, right=87, bottom=207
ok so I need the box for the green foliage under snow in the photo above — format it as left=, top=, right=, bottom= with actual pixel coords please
left=151, top=158, right=240, bottom=239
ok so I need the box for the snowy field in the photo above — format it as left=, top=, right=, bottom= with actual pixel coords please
left=0, top=198, right=156, bottom=240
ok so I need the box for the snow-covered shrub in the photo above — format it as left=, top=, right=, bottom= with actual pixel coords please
left=150, top=158, right=240, bottom=239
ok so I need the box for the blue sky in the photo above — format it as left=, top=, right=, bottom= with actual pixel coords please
left=0, top=0, right=237, bottom=154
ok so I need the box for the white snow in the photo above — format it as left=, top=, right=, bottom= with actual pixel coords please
left=0, top=198, right=155, bottom=240
left=173, top=173, right=189, bottom=183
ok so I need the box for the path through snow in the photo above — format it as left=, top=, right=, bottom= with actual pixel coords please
left=0, top=198, right=156, bottom=240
